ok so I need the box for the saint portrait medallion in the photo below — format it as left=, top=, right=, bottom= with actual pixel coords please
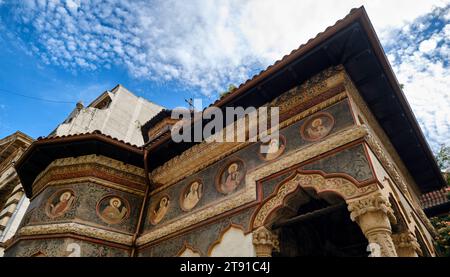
left=215, top=159, right=246, bottom=195
left=46, top=189, right=75, bottom=219
left=150, top=195, right=170, bottom=225
left=300, top=112, right=335, bottom=142
left=180, top=180, right=203, bottom=211
left=259, top=135, right=286, bottom=161
left=96, top=195, right=130, bottom=224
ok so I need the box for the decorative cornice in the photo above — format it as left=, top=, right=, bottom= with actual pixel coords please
left=149, top=67, right=348, bottom=190
left=253, top=173, right=378, bottom=228
left=344, top=74, right=418, bottom=198
left=34, top=154, right=145, bottom=185
left=364, top=130, right=410, bottom=198
left=36, top=176, right=146, bottom=197
left=17, top=222, right=133, bottom=245
left=347, top=192, right=396, bottom=224
left=139, top=125, right=370, bottom=246
left=137, top=182, right=257, bottom=246
left=31, top=155, right=146, bottom=199
left=361, top=126, right=437, bottom=237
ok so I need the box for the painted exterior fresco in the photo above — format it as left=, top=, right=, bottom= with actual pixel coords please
left=4, top=66, right=438, bottom=257
left=4, top=237, right=128, bottom=257
left=19, top=182, right=143, bottom=234
left=138, top=207, right=256, bottom=257
left=142, top=99, right=355, bottom=233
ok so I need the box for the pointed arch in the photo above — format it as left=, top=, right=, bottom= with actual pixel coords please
left=252, top=171, right=378, bottom=229
left=176, top=243, right=201, bottom=257
left=208, top=224, right=254, bottom=257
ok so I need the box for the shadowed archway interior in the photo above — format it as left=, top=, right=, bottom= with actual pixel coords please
left=270, top=188, right=369, bottom=257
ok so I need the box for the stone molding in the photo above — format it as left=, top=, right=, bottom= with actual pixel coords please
left=138, top=125, right=370, bottom=246
left=31, top=154, right=146, bottom=199
left=347, top=192, right=396, bottom=224
left=344, top=75, right=417, bottom=199
left=252, top=226, right=279, bottom=257
left=17, top=222, right=133, bottom=245
left=252, top=173, right=378, bottom=229
left=347, top=192, right=398, bottom=257
left=149, top=67, right=348, bottom=191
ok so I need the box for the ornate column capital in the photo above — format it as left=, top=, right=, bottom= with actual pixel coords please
left=347, top=192, right=396, bottom=225
left=392, top=231, right=422, bottom=257
left=252, top=226, right=279, bottom=257
left=347, top=193, right=398, bottom=257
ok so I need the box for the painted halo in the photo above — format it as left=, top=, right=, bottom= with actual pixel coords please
left=150, top=195, right=170, bottom=225
left=96, top=195, right=130, bottom=224
left=300, top=112, right=335, bottom=142
left=215, top=159, right=246, bottom=195
left=259, top=135, right=286, bottom=161
left=180, top=180, right=203, bottom=211
left=45, top=189, right=75, bottom=219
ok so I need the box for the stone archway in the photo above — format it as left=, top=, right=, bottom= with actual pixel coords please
left=252, top=171, right=378, bottom=229
left=251, top=171, right=398, bottom=257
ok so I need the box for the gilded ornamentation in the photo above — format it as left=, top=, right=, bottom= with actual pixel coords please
left=180, top=180, right=203, bottom=211
left=253, top=173, right=378, bottom=228
left=344, top=75, right=416, bottom=199
left=252, top=226, right=279, bottom=257
left=149, top=68, right=348, bottom=191
left=17, top=222, right=133, bottom=245
left=363, top=130, right=410, bottom=196
left=97, top=195, right=130, bottom=224
left=269, top=65, right=346, bottom=114
left=45, top=189, right=75, bottom=219
left=150, top=195, right=170, bottom=225
left=347, top=192, right=396, bottom=224
left=258, top=135, right=286, bottom=161
left=300, top=112, right=335, bottom=141
left=136, top=183, right=257, bottom=246
left=31, top=154, right=146, bottom=199
left=216, top=160, right=246, bottom=195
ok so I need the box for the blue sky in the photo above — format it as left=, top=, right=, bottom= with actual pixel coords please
left=0, top=0, right=449, bottom=151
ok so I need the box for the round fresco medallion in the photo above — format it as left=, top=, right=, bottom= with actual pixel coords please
left=46, top=189, right=75, bottom=219
left=180, top=180, right=203, bottom=211
left=215, top=159, right=246, bottom=195
left=259, top=135, right=286, bottom=161
left=150, top=195, right=170, bottom=225
left=96, top=195, right=130, bottom=224
left=300, top=112, right=335, bottom=142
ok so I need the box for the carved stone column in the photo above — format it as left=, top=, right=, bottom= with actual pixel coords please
left=347, top=193, right=398, bottom=257
left=392, top=231, right=421, bottom=257
left=252, top=226, right=279, bottom=257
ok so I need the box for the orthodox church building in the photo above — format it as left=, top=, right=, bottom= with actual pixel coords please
left=2, top=7, right=447, bottom=257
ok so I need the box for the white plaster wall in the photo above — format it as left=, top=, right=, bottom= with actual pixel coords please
left=54, top=86, right=163, bottom=146
left=209, top=226, right=255, bottom=257
left=178, top=248, right=201, bottom=257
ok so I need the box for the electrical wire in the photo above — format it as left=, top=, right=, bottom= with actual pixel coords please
left=0, top=88, right=76, bottom=104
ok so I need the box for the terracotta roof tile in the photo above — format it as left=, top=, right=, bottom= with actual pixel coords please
left=39, top=130, right=142, bottom=149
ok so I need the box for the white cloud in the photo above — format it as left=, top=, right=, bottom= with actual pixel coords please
left=2, top=0, right=450, bottom=148
left=419, top=37, right=439, bottom=53
left=5, top=0, right=449, bottom=96
left=384, top=9, right=450, bottom=151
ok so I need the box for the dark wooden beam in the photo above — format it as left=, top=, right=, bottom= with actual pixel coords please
left=272, top=203, right=347, bottom=229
